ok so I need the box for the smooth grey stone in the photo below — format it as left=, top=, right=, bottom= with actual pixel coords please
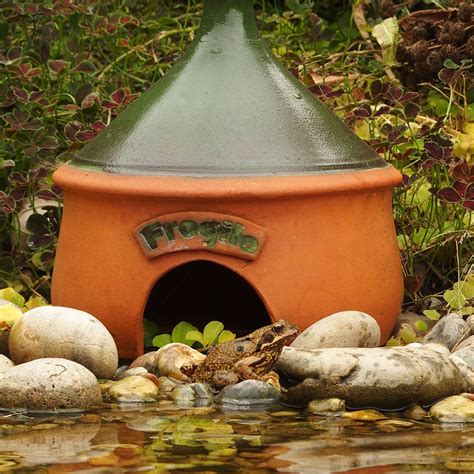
left=451, top=347, right=474, bottom=368
left=467, top=315, right=474, bottom=333
left=291, top=311, right=380, bottom=350
left=0, top=358, right=101, bottom=411
left=450, top=347, right=474, bottom=392
left=454, top=335, right=474, bottom=352
left=9, top=306, right=118, bottom=379
left=215, top=380, right=280, bottom=406
left=423, top=313, right=469, bottom=351
left=0, top=354, right=14, bottom=374
left=278, top=346, right=466, bottom=409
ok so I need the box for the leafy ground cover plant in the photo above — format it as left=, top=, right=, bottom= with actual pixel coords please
left=0, top=1, right=472, bottom=332
left=147, top=319, right=236, bottom=350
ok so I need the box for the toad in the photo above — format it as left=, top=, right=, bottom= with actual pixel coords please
left=189, top=320, right=299, bottom=390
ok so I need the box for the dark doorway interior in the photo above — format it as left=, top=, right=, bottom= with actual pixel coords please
left=144, top=261, right=271, bottom=338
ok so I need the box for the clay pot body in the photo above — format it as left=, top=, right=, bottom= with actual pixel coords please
left=52, top=167, right=402, bottom=358
left=51, top=0, right=403, bottom=357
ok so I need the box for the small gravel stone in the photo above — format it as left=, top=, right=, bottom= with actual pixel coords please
left=403, top=404, right=427, bottom=421
left=156, top=376, right=179, bottom=393
left=171, top=383, right=214, bottom=403
left=115, top=367, right=148, bottom=380
left=155, top=343, right=205, bottom=382
left=430, top=395, right=474, bottom=423
left=129, top=351, right=157, bottom=373
left=343, top=409, right=387, bottom=421
left=113, top=365, right=129, bottom=379
left=215, top=380, right=280, bottom=406
left=307, top=398, right=345, bottom=415
left=108, top=375, right=160, bottom=402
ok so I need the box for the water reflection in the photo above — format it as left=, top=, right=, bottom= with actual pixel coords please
left=1, top=403, right=473, bottom=472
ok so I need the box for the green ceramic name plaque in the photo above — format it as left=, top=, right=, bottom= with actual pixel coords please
left=135, top=212, right=266, bottom=261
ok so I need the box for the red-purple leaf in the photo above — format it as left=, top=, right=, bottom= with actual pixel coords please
left=64, top=121, right=83, bottom=141
left=7, top=46, right=23, bottom=61
left=91, top=120, right=106, bottom=133
left=404, top=102, right=420, bottom=118
left=111, top=88, right=126, bottom=105
left=101, top=99, right=117, bottom=110
left=38, top=136, right=59, bottom=150
left=81, top=92, right=100, bottom=109
left=72, top=60, right=96, bottom=73
left=75, top=130, right=97, bottom=142
left=434, top=187, right=462, bottom=202
left=47, top=59, right=70, bottom=74
left=453, top=162, right=474, bottom=183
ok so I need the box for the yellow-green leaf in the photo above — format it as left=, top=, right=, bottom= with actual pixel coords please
left=24, top=295, right=47, bottom=311
left=423, top=309, right=441, bottom=321
left=203, top=321, right=224, bottom=346
left=414, top=320, right=428, bottom=333
left=385, top=337, right=400, bottom=347
left=400, top=327, right=417, bottom=343
left=185, top=330, right=205, bottom=346
left=444, top=289, right=467, bottom=310
left=152, top=333, right=172, bottom=348
left=218, top=330, right=236, bottom=344
left=372, top=17, right=399, bottom=66
left=0, top=288, right=25, bottom=308
left=0, top=300, right=23, bottom=328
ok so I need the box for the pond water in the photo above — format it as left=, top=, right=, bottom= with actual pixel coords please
left=1, top=401, right=473, bottom=473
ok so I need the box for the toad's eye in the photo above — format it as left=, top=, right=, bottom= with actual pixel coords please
left=273, top=324, right=283, bottom=333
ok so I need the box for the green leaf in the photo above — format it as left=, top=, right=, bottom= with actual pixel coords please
left=218, top=330, right=236, bottom=344
left=400, top=327, right=417, bottom=343
left=414, top=320, right=428, bottom=333
left=444, top=289, right=467, bottom=310
left=185, top=330, right=206, bottom=346
left=171, top=321, right=198, bottom=345
left=152, top=333, right=172, bottom=348
left=443, top=58, right=460, bottom=69
left=460, top=306, right=474, bottom=316
left=203, top=321, right=224, bottom=346
left=423, top=309, right=441, bottom=321
left=0, top=288, right=25, bottom=308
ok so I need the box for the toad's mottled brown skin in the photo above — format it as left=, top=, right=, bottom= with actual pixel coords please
left=190, top=320, right=300, bottom=389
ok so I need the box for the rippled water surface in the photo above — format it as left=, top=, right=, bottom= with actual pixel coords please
left=1, top=402, right=473, bottom=473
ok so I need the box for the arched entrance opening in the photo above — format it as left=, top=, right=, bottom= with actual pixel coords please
left=143, top=261, right=272, bottom=344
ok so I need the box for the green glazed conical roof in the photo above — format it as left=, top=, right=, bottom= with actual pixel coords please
left=71, top=0, right=386, bottom=176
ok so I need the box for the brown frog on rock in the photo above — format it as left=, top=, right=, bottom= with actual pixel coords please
left=188, top=320, right=300, bottom=390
